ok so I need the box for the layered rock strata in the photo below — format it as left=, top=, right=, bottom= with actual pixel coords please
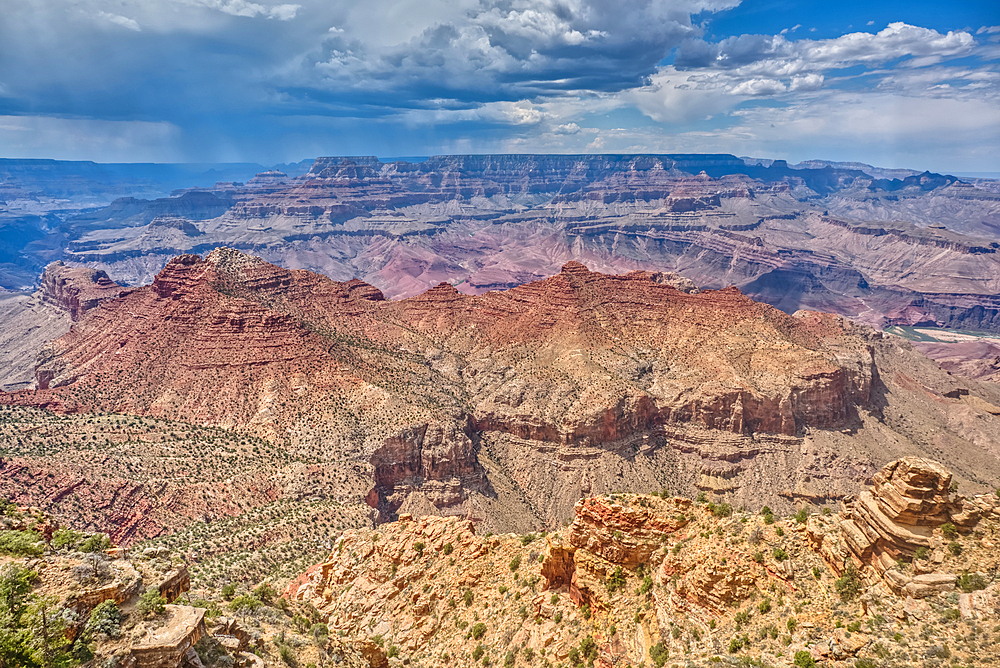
left=840, top=458, right=980, bottom=571
left=6, top=250, right=1000, bottom=529
left=41, top=154, right=1000, bottom=336
left=0, top=261, right=128, bottom=390
left=39, top=261, right=130, bottom=321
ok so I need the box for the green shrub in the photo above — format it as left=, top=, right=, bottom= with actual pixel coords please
left=471, top=622, right=486, bottom=640
left=948, top=541, right=963, bottom=556
left=509, top=555, right=521, bottom=572
left=772, top=548, right=788, bottom=561
left=854, top=659, right=877, bottom=668
left=463, top=589, right=474, bottom=607
left=414, top=541, right=425, bottom=555
left=957, top=572, right=987, bottom=592
left=649, top=641, right=669, bottom=667
left=581, top=603, right=591, bottom=620
left=85, top=600, right=123, bottom=638
left=80, top=533, right=111, bottom=553
left=913, top=547, right=928, bottom=560
left=775, top=526, right=784, bottom=536
left=794, top=508, right=809, bottom=524
left=253, top=582, right=276, bottom=602
left=606, top=566, right=626, bottom=593
left=310, top=623, right=329, bottom=645
left=504, top=650, right=515, bottom=667
left=793, top=650, right=816, bottom=668
left=0, top=530, right=43, bottom=556
left=472, top=645, right=484, bottom=661
left=835, top=564, right=862, bottom=602
left=442, top=542, right=454, bottom=555
left=51, top=529, right=84, bottom=551
left=579, top=635, right=598, bottom=662
left=387, top=646, right=400, bottom=659
left=758, top=598, right=771, bottom=614
left=639, top=575, right=653, bottom=596
left=941, top=523, right=958, bottom=540
left=138, top=586, right=167, bottom=618
left=228, top=594, right=262, bottom=612
left=279, top=644, right=296, bottom=666
left=222, top=583, right=237, bottom=600
left=568, top=647, right=581, bottom=666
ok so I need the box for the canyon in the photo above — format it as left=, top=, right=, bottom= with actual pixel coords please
left=3, top=155, right=999, bottom=335
left=4, top=249, right=1000, bottom=545
left=2, top=154, right=1000, bottom=668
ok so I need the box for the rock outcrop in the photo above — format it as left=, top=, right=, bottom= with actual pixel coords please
left=0, top=262, right=129, bottom=391
left=39, top=261, right=129, bottom=321
left=542, top=495, right=691, bottom=610
left=131, top=605, right=207, bottom=668
left=803, top=457, right=1000, bottom=598
left=840, top=458, right=980, bottom=574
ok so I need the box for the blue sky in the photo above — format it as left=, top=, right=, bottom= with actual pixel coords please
left=0, top=1, right=997, bottom=172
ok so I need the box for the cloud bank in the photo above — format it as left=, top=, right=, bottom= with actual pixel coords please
left=0, top=0, right=996, bottom=171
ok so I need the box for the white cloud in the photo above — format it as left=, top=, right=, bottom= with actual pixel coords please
left=98, top=11, right=141, bottom=31
left=730, top=78, right=786, bottom=96
left=789, top=73, right=824, bottom=91
left=187, top=0, right=300, bottom=20
left=301, top=0, right=748, bottom=102
left=554, top=123, right=582, bottom=135
left=399, top=100, right=546, bottom=126
left=625, top=67, right=736, bottom=123
left=737, top=92, right=1000, bottom=137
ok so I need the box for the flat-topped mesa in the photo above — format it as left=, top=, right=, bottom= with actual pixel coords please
left=40, top=261, right=129, bottom=321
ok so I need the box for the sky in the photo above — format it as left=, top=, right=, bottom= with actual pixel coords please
left=0, top=0, right=998, bottom=172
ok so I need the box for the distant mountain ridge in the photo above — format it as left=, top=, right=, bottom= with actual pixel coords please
left=2, top=154, right=999, bottom=345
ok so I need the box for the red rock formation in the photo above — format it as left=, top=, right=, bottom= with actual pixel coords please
left=542, top=495, right=691, bottom=609
left=6, top=249, right=1000, bottom=526
left=39, top=261, right=130, bottom=321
